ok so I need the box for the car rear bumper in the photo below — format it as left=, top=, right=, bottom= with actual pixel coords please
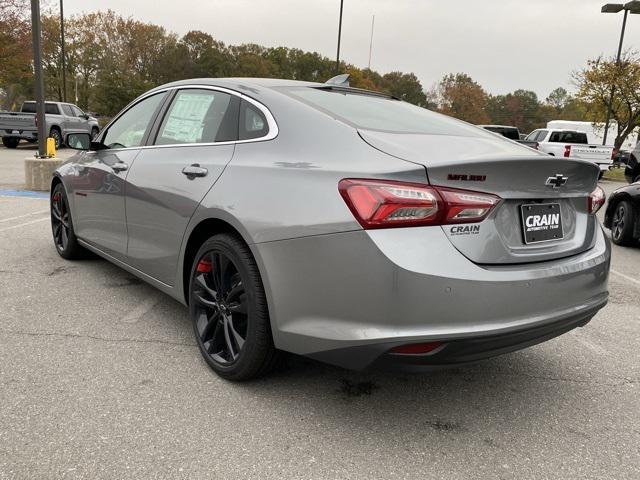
left=2, top=129, right=37, bottom=140
left=253, top=224, right=610, bottom=370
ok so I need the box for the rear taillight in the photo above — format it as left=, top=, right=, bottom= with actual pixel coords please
left=612, top=148, right=618, bottom=161
left=588, top=186, right=606, bottom=214
left=338, top=179, right=501, bottom=229
left=563, top=145, right=571, bottom=158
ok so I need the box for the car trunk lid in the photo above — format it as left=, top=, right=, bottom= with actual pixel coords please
left=359, top=129, right=600, bottom=265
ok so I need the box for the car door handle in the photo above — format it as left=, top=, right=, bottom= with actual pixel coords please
left=111, top=162, right=128, bottom=172
left=182, top=164, right=208, bottom=178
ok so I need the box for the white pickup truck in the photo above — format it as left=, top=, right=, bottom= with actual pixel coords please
left=524, top=129, right=614, bottom=176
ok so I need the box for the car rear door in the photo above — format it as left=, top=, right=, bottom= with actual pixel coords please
left=123, top=87, right=241, bottom=285
left=69, top=91, right=168, bottom=260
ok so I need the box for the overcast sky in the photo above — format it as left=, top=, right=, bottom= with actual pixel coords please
left=62, top=0, right=640, bottom=99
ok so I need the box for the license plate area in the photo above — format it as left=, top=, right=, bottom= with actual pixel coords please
left=520, top=203, right=563, bottom=244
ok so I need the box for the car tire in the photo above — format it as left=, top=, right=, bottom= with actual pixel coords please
left=49, top=128, right=62, bottom=149
left=610, top=200, right=636, bottom=246
left=2, top=137, right=19, bottom=149
left=598, top=171, right=604, bottom=180
left=189, top=233, right=281, bottom=381
left=50, top=183, right=87, bottom=259
left=91, top=127, right=99, bottom=139
left=634, top=175, right=640, bottom=184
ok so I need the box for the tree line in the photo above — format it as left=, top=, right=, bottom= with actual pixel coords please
left=1, top=4, right=639, bottom=149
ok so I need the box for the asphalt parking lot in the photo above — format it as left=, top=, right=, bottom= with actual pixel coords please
left=0, top=144, right=638, bottom=479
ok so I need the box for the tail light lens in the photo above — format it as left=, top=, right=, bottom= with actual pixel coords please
left=588, top=186, right=606, bottom=214
left=612, top=148, right=618, bottom=161
left=338, top=179, right=501, bottom=229
left=563, top=145, right=571, bottom=158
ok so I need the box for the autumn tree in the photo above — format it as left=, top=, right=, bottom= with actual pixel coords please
left=0, top=0, right=32, bottom=108
left=575, top=53, right=640, bottom=149
left=434, top=73, right=489, bottom=124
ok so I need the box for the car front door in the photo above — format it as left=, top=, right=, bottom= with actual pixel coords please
left=124, top=87, right=240, bottom=285
left=70, top=105, right=89, bottom=133
left=60, top=104, right=78, bottom=134
left=69, top=92, right=168, bottom=260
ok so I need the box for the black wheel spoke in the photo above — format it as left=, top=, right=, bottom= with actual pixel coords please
left=223, top=317, right=238, bottom=360
left=196, top=311, right=220, bottom=341
left=61, top=225, right=68, bottom=249
left=195, top=273, right=219, bottom=301
left=228, top=293, right=248, bottom=315
left=227, top=316, right=245, bottom=350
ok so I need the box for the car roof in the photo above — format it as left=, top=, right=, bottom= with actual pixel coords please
left=479, top=125, right=518, bottom=129
left=148, top=77, right=391, bottom=98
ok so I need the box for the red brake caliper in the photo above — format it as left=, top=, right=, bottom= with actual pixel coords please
left=197, top=259, right=212, bottom=273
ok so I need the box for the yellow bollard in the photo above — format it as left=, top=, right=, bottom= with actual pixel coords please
left=46, top=137, right=56, bottom=158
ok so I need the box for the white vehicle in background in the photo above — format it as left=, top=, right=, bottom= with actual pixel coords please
left=524, top=128, right=614, bottom=177
left=547, top=120, right=638, bottom=152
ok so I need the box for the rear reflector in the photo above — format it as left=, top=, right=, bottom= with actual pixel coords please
left=389, top=342, right=443, bottom=355
left=588, top=186, right=606, bottom=214
left=338, top=179, right=500, bottom=229
left=563, top=145, right=572, bottom=158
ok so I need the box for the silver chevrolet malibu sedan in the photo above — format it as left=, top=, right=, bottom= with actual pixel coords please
left=52, top=77, right=610, bottom=380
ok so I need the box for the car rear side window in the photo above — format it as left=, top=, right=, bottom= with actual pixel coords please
left=549, top=131, right=588, bottom=144
left=282, top=87, right=483, bottom=136
left=103, top=92, right=166, bottom=149
left=239, top=100, right=269, bottom=140
left=155, top=89, right=238, bottom=145
left=21, top=102, right=60, bottom=114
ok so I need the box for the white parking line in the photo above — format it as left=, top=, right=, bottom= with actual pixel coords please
left=610, top=269, right=640, bottom=287
left=0, top=210, right=48, bottom=223
left=0, top=217, right=49, bottom=233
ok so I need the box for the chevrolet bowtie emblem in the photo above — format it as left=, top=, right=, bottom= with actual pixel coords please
left=545, top=174, right=568, bottom=188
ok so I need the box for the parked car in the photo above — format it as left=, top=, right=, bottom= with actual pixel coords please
left=479, top=125, right=537, bottom=149
left=525, top=129, right=614, bottom=176
left=0, top=101, right=100, bottom=149
left=604, top=181, right=640, bottom=246
left=52, top=78, right=610, bottom=381
left=624, top=150, right=640, bottom=184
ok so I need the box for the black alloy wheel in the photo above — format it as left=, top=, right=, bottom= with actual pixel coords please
left=192, top=251, right=249, bottom=364
left=50, top=183, right=85, bottom=259
left=189, top=234, right=280, bottom=380
left=611, top=200, right=636, bottom=246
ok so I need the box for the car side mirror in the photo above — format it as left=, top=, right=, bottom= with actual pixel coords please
left=81, top=113, right=89, bottom=120
left=66, top=132, right=104, bottom=151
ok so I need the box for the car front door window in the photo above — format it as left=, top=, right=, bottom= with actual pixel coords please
left=103, top=93, right=166, bottom=149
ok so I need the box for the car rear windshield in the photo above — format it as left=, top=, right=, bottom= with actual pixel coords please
left=281, top=87, right=484, bottom=136
left=549, top=131, right=588, bottom=144
left=21, top=102, right=60, bottom=115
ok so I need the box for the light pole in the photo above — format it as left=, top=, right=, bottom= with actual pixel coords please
left=75, top=74, right=81, bottom=104
left=335, top=0, right=344, bottom=74
left=31, top=0, right=47, bottom=157
left=60, top=0, right=67, bottom=102
left=600, top=2, right=640, bottom=145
